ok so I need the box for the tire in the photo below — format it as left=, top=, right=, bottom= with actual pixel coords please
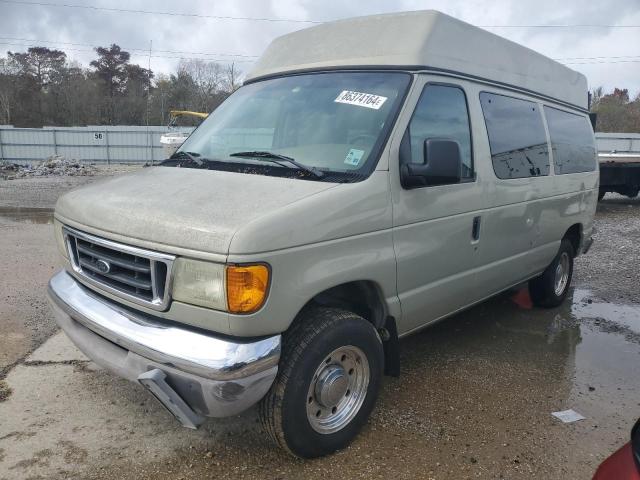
left=597, top=189, right=606, bottom=202
left=259, top=307, right=383, bottom=458
left=529, top=238, right=574, bottom=308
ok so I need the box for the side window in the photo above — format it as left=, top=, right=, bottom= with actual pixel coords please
left=407, top=84, right=473, bottom=179
left=544, top=106, right=596, bottom=174
left=479, top=92, right=550, bottom=179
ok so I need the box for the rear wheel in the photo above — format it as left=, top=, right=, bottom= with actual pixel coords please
left=529, top=239, right=574, bottom=308
left=259, top=307, right=383, bottom=458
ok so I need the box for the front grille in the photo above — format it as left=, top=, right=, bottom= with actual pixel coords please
left=63, top=227, right=175, bottom=310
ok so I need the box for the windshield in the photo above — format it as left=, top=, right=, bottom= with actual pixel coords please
left=173, top=71, right=411, bottom=181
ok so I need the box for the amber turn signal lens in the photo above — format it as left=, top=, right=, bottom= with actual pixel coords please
left=226, top=264, right=269, bottom=313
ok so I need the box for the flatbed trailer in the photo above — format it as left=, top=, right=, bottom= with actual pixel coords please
left=595, top=134, right=640, bottom=201
left=598, top=153, right=640, bottom=200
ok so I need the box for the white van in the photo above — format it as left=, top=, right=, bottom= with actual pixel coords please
left=48, top=10, right=598, bottom=458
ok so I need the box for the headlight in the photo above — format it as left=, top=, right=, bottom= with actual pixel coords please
left=172, top=258, right=226, bottom=310
left=171, top=259, right=270, bottom=314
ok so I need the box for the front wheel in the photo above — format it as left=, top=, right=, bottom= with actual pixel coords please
left=529, top=238, right=574, bottom=308
left=259, top=307, right=383, bottom=458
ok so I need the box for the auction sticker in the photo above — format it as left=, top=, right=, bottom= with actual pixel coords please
left=335, top=90, right=387, bottom=110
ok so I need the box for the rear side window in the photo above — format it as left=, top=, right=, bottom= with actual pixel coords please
left=479, top=92, right=550, bottom=179
left=544, top=106, right=596, bottom=174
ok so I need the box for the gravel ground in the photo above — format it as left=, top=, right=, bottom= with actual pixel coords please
left=0, top=175, right=639, bottom=480
left=0, top=212, right=60, bottom=379
left=0, top=165, right=139, bottom=209
left=573, top=193, right=640, bottom=303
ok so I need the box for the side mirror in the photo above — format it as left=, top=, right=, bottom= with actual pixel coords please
left=400, top=138, right=462, bottom=188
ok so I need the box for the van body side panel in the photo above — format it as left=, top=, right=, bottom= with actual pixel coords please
left=388, top=76, right=490, bottom=335
left=476, top=176, right=557, bottom=295
left=474, top=89, right=598, bottom=296
left=535, top=172, right=598, bottom=254
left=391, top=208, right=482, bottom=333
left=389, top=78, right=597, bottom=337
left=478, top=179, right=597, bottom=295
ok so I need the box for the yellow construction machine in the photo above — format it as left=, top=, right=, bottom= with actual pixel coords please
left=160, top=110, right=208, bottom=157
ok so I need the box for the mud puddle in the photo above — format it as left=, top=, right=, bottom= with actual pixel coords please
left=572, top=289, right=640, bottom=334
left=0, top=207, right=53, bottom=225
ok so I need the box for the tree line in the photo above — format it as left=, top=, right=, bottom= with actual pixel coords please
left=0, top=44, right=638, bottom=133
left=591, top=88, right=640, bottom=133
left=0, top=44, right=240, bottom=127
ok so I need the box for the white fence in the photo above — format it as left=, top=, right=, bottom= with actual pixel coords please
left=595, top=133, right=640, bottom=153
left=1, top=126, right=638, bottom=165
left=0, top=125, right=194, bottom=165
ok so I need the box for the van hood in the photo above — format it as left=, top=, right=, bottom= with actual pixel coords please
left=55, top=167, right=338, bottom=255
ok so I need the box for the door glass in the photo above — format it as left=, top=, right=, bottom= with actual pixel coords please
left=544, top=106, right=596, bottom=174
left=479, top=92, right=550, bottom=179
left=407, top=84, right=473, bottom=179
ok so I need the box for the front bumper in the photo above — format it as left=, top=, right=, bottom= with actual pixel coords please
left=47, top=270, right=281, bottom=421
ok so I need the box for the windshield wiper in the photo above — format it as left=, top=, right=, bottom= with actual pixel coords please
left=169, top=150, right=204, bottom=166
left=229, top=151, right=324, bottom=179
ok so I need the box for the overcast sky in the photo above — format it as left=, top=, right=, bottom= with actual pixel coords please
left=0, top=0, right=639, bottom=96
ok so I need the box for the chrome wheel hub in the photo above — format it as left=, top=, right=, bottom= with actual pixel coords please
left=306, top=345, right=369, bottom=434
left=554, top=252, right=570, bottom=296
left=315, top=365, right=349, bottom=407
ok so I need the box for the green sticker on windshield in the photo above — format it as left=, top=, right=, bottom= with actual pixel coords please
left=344, top=149, right=365, bottom=167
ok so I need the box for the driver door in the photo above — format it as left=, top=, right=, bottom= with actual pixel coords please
left=390, top=78, right=487, bottom=335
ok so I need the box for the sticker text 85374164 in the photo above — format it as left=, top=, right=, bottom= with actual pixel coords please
left=334, top=90, right=388, bottom=110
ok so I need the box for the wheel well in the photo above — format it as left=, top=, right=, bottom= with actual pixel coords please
left=306, top=281, right=388, bottom=329
left=291, top=281, right=400, bottom=377
left=563, top=224, right=582, bottom=256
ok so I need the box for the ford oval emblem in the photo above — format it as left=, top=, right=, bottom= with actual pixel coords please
left=96, top=259, right=111, bottom=274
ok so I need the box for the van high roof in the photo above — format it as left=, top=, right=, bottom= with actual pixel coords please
left=246, top=10, right=588, bottom=110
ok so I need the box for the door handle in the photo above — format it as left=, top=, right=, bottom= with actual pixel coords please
left=471, top=216, right=481, bottom=242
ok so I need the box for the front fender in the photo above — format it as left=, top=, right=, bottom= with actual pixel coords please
left=226, top=229, right=400, bottom=337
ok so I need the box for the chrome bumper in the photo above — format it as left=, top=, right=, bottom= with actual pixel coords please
left=47, top=270, right=281, bottom=420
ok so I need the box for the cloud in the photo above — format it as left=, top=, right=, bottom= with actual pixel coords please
left=0, top=0, right=638, bottom=95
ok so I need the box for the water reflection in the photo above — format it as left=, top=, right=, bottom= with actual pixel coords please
left=400, top=287, right=584, bottom=367
left=572, top=289, right=640, bottom=334
left=382, top=286, right=640, bottom=432
left=0, top=207, right=54, bottom=225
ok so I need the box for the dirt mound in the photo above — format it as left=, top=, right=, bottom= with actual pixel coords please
left=1, top=155, right=97, bottom=180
